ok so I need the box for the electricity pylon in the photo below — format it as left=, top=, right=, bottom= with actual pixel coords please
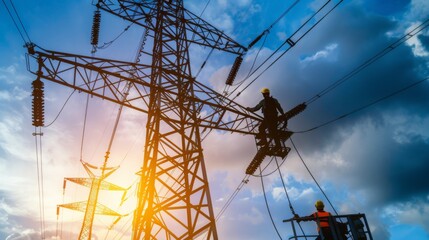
left=57, top=161, right=126, bottom=239
left=28, top=0, right=267, bottom=238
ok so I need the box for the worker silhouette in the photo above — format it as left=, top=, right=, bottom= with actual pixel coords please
left=294, top=200, right=333, bottom=240
left=246, top=88, right=284, bottom=148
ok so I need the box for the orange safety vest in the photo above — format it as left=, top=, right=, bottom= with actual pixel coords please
left=312, top=211, right=331, bottom=231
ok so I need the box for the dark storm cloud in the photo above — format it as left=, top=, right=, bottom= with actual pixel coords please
left=261, top=3, right=428, bottom=145
left=244, top=0, right=429, bottom=229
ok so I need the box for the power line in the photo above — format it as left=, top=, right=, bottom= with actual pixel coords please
left=305, top=17, right=429, bottom=105
left=215, top=175, right=250, bottom=222
left=217, top=0, right=302, bottom=95
left=275, top=159, right=296, bottom=214
left=2, top=0, right=28, bottom=43
left=8, top=0, right=32, bottom=42
left=229, top=0, right=344, bottom=100
left=275, top=159, right=308, bottom=239
left=44, top=90, right=76, bottom=128
left=250, top=155, right=288, bottom=178
left=294, top=75, right=429, bottom=133
left=290, top=137, right=339, bottom=215
left=33, top=127, right=46, bottom=238
left=260, top=167, right=283, bottom=240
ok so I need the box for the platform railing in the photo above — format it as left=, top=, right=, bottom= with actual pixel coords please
left=283, top=213, right=373, bottom=240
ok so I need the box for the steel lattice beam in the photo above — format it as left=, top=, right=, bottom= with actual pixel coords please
left=29, top=0, right=255, bottom=239
left=96, top=0, right=247, bottom=54
left=29, top=49, right=262, bottom=135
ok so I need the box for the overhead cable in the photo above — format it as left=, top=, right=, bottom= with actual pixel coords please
left=229, top=0, right=344, bottom=100
left=215, top=175, right=250, bottom=222
left=260, top=167, right=283, bottom=240
left=290, top=137, right=339, bottom=215
left=294, top=75, right=429, bottom=133
left=248, top=0, right=301, bottom=50
left=34, top=128, right=46, bottom=239
left=275, top=159, right=308, bottom=239
left=44, top=90, right=76, bottom=128
left=2, top=0, right=31, bottom=44
left=305, top=17, right=429, bottom=105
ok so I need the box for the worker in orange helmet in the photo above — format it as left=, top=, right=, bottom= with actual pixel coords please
left=294, top=200, right=334, bottom=240
left=246, top=87, right=284, bottom=148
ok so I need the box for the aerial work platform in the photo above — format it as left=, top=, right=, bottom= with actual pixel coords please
left=246, top=130, right=293, bottom=175
left=245, top=103, right=306, bottom=175
left=283, top=213, right=373, bottom=240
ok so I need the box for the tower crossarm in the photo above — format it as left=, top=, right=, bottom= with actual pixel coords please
left=58, top=201, right=123, bottom=216
left=96, top=0, right=247, bottom=54
left=29, top=49, right=262, bottom=134
left=29, top=49, right=153, bottom=113
left=190, top=79, right=262, bottom=135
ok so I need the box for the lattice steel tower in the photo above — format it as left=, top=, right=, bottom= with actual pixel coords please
left=132, top=1, right=228, bottom=238
left=28, top=0, right=259, bottom=238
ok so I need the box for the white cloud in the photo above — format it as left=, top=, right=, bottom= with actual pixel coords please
left=408, top=0, right=429, bottom=20
left=0, top=64, right=30, bottom=84
left=405, top=26, right=429, bottom=57
left=0, top=91, right=12, bottom=101
left=0, top=87, right=30, bottom=101
left=272, top=187, right=285, bottom=201
left=0, top=199, right=29, bottom=217
left=301, top=43, right=338, bottom=63
left=383, top=200, right=429, bottom=232
left=238, top=206, right=264, bottom=225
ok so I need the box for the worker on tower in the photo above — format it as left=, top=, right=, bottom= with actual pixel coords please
left=246, top=87, right=284, bottom=148
left=294, top=200, right=333, bottom=240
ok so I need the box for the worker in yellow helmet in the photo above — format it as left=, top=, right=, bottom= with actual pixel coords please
left=294, top=200, right=333, bottom=240
left=246, top=87, right=284, bottom=147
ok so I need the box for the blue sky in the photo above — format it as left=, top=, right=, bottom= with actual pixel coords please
left=1, top=0, right=429, bottom=239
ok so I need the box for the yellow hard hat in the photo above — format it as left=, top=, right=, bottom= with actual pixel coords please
left=315, top=200, right=324, bottom=209
left=260, top=88, right=270, bottom=94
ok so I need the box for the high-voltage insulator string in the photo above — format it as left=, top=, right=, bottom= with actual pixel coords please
left=246, top=0, right=302, bottom=51
left=223, top=0, right=302, bottom=89
left=91, top=8, right=101, bottom=53
left=228, top=0, right=343, bottom=100
left=294, top=75, right=429, bottom=133
left=250, top=154, right=288, bottom=178
left=195, top=0, right=301, bottom=87
left=305, top=17, right=429, bottom=105
left=31, top=63, right=46, bottom=238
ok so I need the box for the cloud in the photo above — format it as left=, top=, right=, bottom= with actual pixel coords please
left=301, top=43, right=338, bottom=63
left=1, top=0, right=428, bottom=239
left=0, top=64, right=30, bottom=84
left=203, top=1, right=429, bottom=238
left=405, top=22, right=429, bottom=57
left=407, top=0, right=429, bottom=20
